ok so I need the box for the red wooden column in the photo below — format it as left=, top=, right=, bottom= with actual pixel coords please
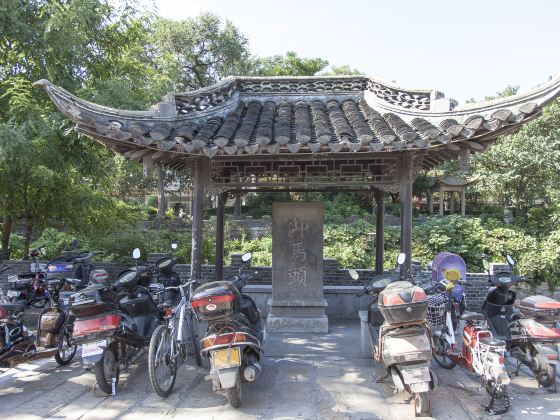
left=374, top=188, right=385, bottom=275
left=190, top=157, right=210, bottom=281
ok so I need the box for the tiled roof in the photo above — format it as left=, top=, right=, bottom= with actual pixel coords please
left=34, top=75, right=560, bottom=163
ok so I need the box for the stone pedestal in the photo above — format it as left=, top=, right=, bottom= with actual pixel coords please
left=266, top=202, right=328, bottom=333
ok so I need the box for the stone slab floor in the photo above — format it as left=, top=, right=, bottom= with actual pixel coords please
left=0, top=319, right=559, bottom=419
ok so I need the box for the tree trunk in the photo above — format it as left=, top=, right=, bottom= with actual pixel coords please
left=1, top=195, right=13, bottom=253
left=156, top=164, right=166, bottom=218
left=24, top=217, right=34, bottom=257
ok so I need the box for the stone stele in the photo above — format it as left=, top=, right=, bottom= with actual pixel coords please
left=266, top=202, right=328, bottom=333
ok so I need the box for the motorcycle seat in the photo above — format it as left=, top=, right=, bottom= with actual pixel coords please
left=459, top=311, right=485, bottom=321
left=479, top=336, right=506, bottom=347
left=0, top=303, right=25, bottom=313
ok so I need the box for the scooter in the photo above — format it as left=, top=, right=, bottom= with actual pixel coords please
left=0, top=264, right=77, bottom=369
left=433, top=260, right=511, bottom=415
left=148, top=243, right=182, bottom=307
left=354, top=253, right=435, bottom=417
left=190, top=252, right=265, bottom=408
left=482, top=256, right=560, bottom=390
left=69, top=248, right=161, bottom=395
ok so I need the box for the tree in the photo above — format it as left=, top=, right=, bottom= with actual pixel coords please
left=247, top=51, right=328, bottom=76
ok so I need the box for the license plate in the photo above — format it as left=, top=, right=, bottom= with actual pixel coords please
left=7, top=291, right=20, bottom=298
left=212, top=347, right=241, bottom=369
left=81, top=340, right=107, bottom=358
left=401, top=367, right=431, bottom=384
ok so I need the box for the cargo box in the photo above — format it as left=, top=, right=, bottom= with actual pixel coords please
left=191, top=281, right=241, bottom=321
left=378, top=281, right=427, bottom=324
left=518, top=295, right=560, bottom=324
left=70, top=284, right=118, bottom=318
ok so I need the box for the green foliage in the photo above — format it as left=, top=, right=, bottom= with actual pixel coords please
left=247, top=51, right=328, bottom=76
left=32, top=228, right=77, bottom=260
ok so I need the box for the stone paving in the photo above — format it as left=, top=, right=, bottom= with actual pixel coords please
left=0, top=319, right=559, bottom=419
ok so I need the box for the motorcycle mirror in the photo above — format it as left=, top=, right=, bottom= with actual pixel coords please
left=397, top=253, right=406, bottom=265
left=506, top=255, right=515, bottom=267
left=482, top=259, right=490, bottom=271
left=132, top=248, right=141, bottom=259
left=171, top=243, right=178, bottom=250
left=241, top=252, right=252, bottom=262
left=71, top=239, right=78, bottom=249
left=348, top=269, right=360, bottom=281
left=427, top=261, right=433, bottom=270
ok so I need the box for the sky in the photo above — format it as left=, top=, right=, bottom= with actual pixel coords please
left=150, top=0, right=560, bottom=104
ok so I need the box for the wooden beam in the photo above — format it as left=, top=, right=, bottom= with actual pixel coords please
left=466, top=141, right=484, bottom=151
left=215, top=192, right=227, bottom=281
left=446, top=143, right=461, bottom=152
left=374, top=189, right=384, bottom=275
left=190, top=157, right=210, bottom=281
left=399, top=154, right=413, bottom=278
left=125, top=148, right=151, bottom=160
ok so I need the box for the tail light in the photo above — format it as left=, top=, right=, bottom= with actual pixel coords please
left=203, top=332, right=247, bottom=349
left=192, top=294, right=235, bottom=310
left=0, top=309, right=9, bottom=319
left=546, top=354, right=558, bottom=360
left=498, top=355, right=504, bottom=364
left=382, top=294, right=405, bottom=305
left=74, top=314, right=120, bottom=337
left=525, top=324, right=560, bottom=339
left=412, top=289, right=427, bottom=303
left=535, top=302, right=560, bottom=310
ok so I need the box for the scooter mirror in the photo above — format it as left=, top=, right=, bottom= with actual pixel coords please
left=241, top=252, right=252, bottom=262
left=348, top=269, right=360, bottom=281
left=427, top=261, right=433, bottom=270
left=506, top=255, right=515, bottom=267
left=482, top=259, right=490, bottom=271
left=397, top=253, right=406, bottom=265
left=71, top=239, right=78, bottom=249
left=132, top=248, right=141, bottom=259
left=171, top=243, right=178, bottom=250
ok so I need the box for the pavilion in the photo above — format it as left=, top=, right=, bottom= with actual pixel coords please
left=34, top=74, right=560, bottom=278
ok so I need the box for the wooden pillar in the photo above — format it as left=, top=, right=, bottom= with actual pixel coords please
left=428, top=190, right=434, bottom=215
left=190, top=157, right=210, bottom=281
left=449, top=191, right=455, bottom=213
left=234, top=193, right=242, bottom=218
left=461, top=187, right=466, bottom=217
left=215, top=192, right=227, bottom=281
left=156, top=164, right=166, bottom=217
left=374, top=188, right=384, bottom=275
left=400, top=154, right=413, bottom=278
left=439, top=189, right=444, bottom=216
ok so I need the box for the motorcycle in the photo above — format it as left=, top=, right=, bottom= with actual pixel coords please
left=482, top=256, right=560, bottom=390
left=354, top=253, right=435, bottom=417
left=0, top=265, right=77, bottom=369
left=190, top=252, right=265, bottom=408
left=6, top=246, right=49, bottom=307
left=148, top=243, right=182, bottom=307
left=69, top=248, right=161, bottom=395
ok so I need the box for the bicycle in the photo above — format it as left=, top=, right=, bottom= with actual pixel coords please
left=148, top=280, right=201, bottom=397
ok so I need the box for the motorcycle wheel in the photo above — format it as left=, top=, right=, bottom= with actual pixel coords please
left=433, top=335, right=456, bottom=369
left=535, top=354, right=556, bottom=388
left=54, top=328, right=77, bottom=366
left=188, top=313, right=202, bottom=367
left=226, top=370, right=242, bottom=408
left=148, top=325, right=177, bottom=398
left=413, top=392, right=431, bottom=417
left=94, top=342, right=120, bottom=395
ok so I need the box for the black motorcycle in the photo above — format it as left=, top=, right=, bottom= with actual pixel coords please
left=482, top=256, right=560, bottom=389
left=190, top=252, right=265, bottom=407
left=69, top=248, right=161, bottom=394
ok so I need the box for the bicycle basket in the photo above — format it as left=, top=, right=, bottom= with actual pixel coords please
left=427, top=293, right=448, bottom=327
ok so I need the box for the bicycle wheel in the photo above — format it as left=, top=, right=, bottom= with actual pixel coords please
left=148, top=324, right=177, bottom=397
left=188, top=312, right=202, bottom=367
left=55, top=327, right=77, bottom=366
left=433, top=335, right=456, bottom=369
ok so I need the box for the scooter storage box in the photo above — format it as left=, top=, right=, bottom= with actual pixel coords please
left=378, top=281, right=427, bottom=324
left=191, top=281, right=241, bottom=321
left=40, top=308, right=65, bottom=334
left=70, top=284, right=117, bottom=317
left=518, top=296, right=560, bottom=323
